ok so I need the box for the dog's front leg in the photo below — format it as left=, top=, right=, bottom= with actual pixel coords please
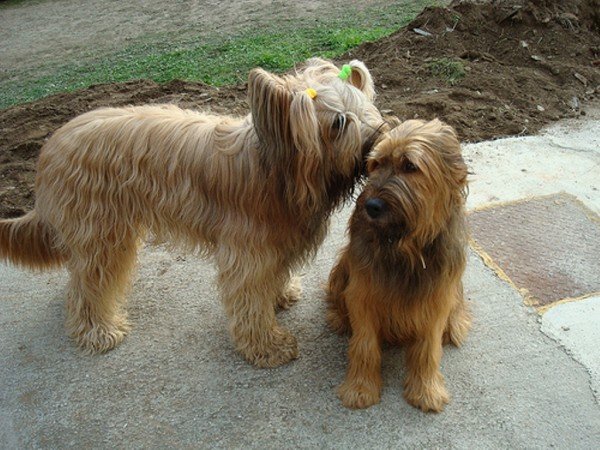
left=403, top=320, right=449, bottom=412
left=216, top=250, right=298, bottom=368
left=337, top=289, right=382, bottom=409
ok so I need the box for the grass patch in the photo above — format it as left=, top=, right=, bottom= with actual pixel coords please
left=0, top=0, right=31, bottom=7
left=1, top=1, right=442, bottom=109
left=427, top=58, right=466, bottom=85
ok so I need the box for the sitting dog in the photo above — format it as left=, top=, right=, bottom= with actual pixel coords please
left=0, top=58, right=387, bottom=367
left=326, top=119, right=470, bottom=410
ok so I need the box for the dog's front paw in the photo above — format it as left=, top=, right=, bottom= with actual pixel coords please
left=70, top=315, right=131, bottom=354
left=403, top=376, right=449, bottom=412
left=241, top=326, right=299, bottom=368
left=276, top=276, right=302, bottom=310
left=338, top=379, right=381, bottom=409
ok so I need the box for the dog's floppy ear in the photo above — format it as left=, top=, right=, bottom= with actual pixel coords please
left=247, top=68, right=294, bottom=151
left=430, top=119, right=468, bottom=196
left=348, top=60, right=375, bottom=100
left=290, top=91, right=323, bottom=212
left=436, top=120, right=468, bottom=188
left=248, top=69, right=323, bottom=211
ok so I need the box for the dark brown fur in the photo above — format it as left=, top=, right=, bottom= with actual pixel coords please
left=326, top=119, right=470, bottom=410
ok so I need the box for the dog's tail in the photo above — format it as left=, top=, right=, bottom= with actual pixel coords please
left=0, top=211, right=66, bottom=270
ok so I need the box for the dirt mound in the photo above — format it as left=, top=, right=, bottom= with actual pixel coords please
left=1, top=0, right=598, bottom=218
left=346, top=0, right=599, bottom=142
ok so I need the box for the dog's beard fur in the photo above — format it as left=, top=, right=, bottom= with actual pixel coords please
left=0, top=58, right=386, bottom=367
left=326, top=119, right=471, bottom=411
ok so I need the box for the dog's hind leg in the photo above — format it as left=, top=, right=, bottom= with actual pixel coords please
left=64, top=233, right=139, bottom=354
left=216, top=249, right=298, bottom=368
left=443, top=282, right=471, bottom=347
left=325, top=251, right=351, bottom=335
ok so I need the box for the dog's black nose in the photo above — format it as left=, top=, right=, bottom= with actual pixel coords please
left=365, top=198, right=386, bottom=219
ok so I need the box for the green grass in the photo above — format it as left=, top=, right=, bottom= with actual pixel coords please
left=427, top=58, right=466, bottom=85
left=0, top=0, right=31, bottom=6
left=0, top=1, right=442, bottom=109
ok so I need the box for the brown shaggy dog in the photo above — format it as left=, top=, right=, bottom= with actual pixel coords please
left=0, top=58, right=386, bottom=367
left=326, top=119, right=470, bottom=410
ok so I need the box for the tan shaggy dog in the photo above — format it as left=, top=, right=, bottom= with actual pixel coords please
left=326, top=119, right=470, bottom=410
left=0, top=58, right=387, bottom=367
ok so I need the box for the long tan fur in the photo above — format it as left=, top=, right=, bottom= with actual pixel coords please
left=326, top=119, right=471, bottom=410
left=0, top=58, right=386, bottom=367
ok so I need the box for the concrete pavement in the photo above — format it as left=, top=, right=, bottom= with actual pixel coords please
left=1, top=106, right=599, bottom=448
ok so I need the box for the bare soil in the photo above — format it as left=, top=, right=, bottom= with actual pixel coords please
left=1, top=0, right=599, bottom=218
left=350, top=0, right=599, bottom=140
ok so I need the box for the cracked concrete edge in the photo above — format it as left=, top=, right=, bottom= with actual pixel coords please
left=540, top=330, right=600, bottom=405
left=540, top=296, right=600, bottom=404
left=537, top=292, right=600, bottom=315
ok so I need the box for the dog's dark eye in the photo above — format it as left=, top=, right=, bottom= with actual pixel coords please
left=401, top=159, right=418, bottom=173
left=332, top=114, right=346, bottom=132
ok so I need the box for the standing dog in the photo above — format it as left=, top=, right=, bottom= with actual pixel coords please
left=0, top=58, right=386, bottom=367
left=326, top=119, right=470, bottom=410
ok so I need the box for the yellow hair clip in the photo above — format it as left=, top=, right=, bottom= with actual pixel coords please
left=305, top=88, right=318, bottom=99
